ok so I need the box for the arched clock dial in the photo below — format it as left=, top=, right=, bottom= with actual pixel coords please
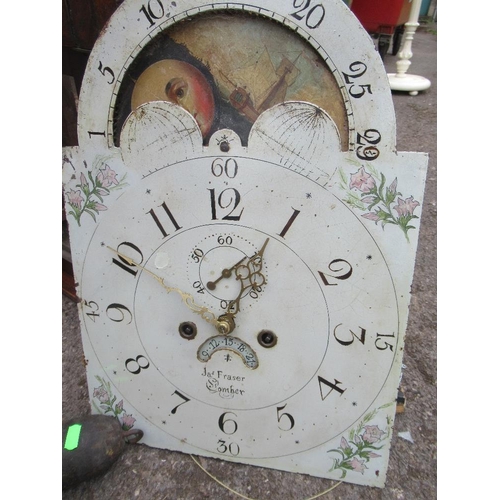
left=63, top=0, right=428, bottom=489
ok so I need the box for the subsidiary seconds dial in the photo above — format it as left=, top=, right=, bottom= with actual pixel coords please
left=188, top=233, right=267, bottom=312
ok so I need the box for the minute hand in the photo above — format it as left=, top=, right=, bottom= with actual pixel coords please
left=107, top=247, right=231, bottom=334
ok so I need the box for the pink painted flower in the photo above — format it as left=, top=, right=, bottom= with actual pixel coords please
left=80, top=172, right=88, bottom=187
left=340, top=437, right=349, bottom=450
left=349, top=167, right=376, bottom=193
left=66, top=189, right=84, bottom=208
left=394, top=196, right=420, bottom=217
left=362, top=196, right=377, bottom=205
left=367, top=452, right=382, bottom=458
left=93, top=385, right=109, bottom=403
left=94, top=203, right=108, bottom=212
left=97, top=165, right=119, bottom=188
left=362, top=425, right=385, bottom=443
left=362, top=212, right=381, bottom=222
left=116, top=400, right=124, bottom=412
left=348, top=457, right=367, bottom=474
left=121, top=413, right=136, bottom=430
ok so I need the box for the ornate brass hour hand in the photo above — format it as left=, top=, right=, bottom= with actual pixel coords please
left=107, top=246, right=232, bottom=335
left=221, top=238, right=269, bottom=325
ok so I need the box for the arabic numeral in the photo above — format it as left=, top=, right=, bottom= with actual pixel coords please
left=342, top=61, right=367, bottom=83
left=209, top=188, right=244, bottom=221
left=375, top=333, right=395, bottom=351
left=318, top=259, right=353, bottom=285
left=342, top=61, right=373, bottom=99
left=97, top=62, right=115, bottom=84
left=192, top=281, right=205, bottom=294
left=83, top=301, right=133, bottom=324
left=170, top=391, right=190, bottom=414
left=147, top=201, right=182, bottom=239
left=356, top=129, right=381, bottom=161
left=112, top=242, right=144, bottom=277
left=106, top=303, right=133, bottom=324
left=318, top=376, right=346, bottom=400
left=218, top=412, right=238, bottom=435
left=211, top=158, right=238, bottom=178
left=333, top=324, right=366, bottom=347
left=139, top=0, right=165, bottom=28
left=216, top=236, right=232, bottom=246
left=276, top=404, right=295, bottom=431
left=83, top=300, right=100, bottom=322
left=217, top=439, right=240, bottom=456
left=191, top=248, right=204, bottom=263
left=125, top=355, right=150, bottom=375
left=249, top=285, right=262, bottom=299
left=290, top=0, right=326, bottom=29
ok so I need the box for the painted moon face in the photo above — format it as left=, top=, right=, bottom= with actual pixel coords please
left=131, top=59, right=216, bottom=138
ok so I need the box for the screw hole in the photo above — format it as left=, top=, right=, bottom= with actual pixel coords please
left=179, top=322, right=197, bottom=340
left=257, top=330, right=277, bottom=348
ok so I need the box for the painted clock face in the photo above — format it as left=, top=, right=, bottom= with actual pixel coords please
left=80, top=153, right=399, bottom=460
left=63, top=0, right=428, bottom=488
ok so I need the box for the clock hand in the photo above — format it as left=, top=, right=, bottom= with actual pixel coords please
left=206, top=255, right=247, bottom=291
left=221, top=238, right=269, bottom=323
left=107, top=246, right=233, bottom=335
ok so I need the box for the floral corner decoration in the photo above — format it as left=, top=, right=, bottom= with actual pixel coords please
left=327, top=403, right=393, bottom=478
left=92, top=376, right=136, bottom=431
left=339, top=166, right=421, bottom=242
left=65, top=156, right=128, bottom=226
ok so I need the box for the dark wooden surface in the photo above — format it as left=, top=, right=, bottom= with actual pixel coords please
left=63, top=0, right=123, bottom=50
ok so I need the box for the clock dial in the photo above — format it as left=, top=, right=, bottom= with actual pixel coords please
left=188, top=231, right=266, bottom=306
left=79, top=155, right=398, bottom=460
left=63, top=0, right=428, bottom=488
